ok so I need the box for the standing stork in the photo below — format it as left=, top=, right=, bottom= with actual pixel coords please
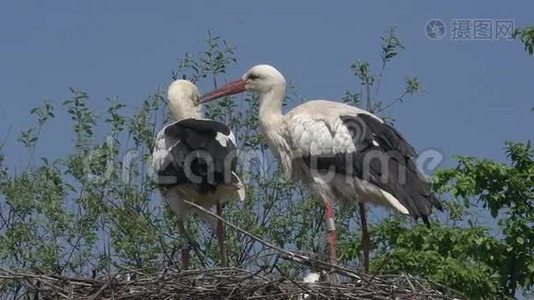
left=152, top=80, right=245, bottom=268
left=199, top=65, right=442, bottom=269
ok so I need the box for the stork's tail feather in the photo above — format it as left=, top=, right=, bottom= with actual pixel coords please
left=422, top=216, right=431, bottom=228
left=415, top=193, right=442, bottom=228
left=217, top=172, right=246, bottom=202
left=232, top=172, right=246, bottom=201
left=431, top=193, right=443, bottom=212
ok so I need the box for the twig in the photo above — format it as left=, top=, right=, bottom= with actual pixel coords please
left=228, top=266, right=267, bottom=298
left=370, top=253, right=392, bottom=281
left=375, top=92, right=408, bottom=113
left=402, top=273, right=416, bottom=292
left=1, top=125, right=11, bottom=148
left=87, top=278, right=113, bottom=300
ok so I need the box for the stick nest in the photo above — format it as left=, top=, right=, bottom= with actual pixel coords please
left=1, top=267, right=462, bottom=299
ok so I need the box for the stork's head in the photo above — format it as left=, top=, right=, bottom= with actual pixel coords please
left=200, top=64, right=286, bottom=103
left=167, top=80, right=201, bottom=121
left=243, top=65, right=286, bottom=94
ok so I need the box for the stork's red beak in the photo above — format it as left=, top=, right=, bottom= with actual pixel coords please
left=199, top=79, right=247, bottom=103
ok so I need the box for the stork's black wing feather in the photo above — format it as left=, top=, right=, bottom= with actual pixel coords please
left=154, top=118, right=237, bottom=194
left=304, top=114, right=442, bottom=224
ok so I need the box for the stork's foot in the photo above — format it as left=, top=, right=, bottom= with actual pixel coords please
left=360, top=231, right=370, bottom=273
left=177, top=220, right=190, bottom=270
left=358, top=202, right=370, bottom=273
left=324, top=198, right=338, bottom=266
left=216, top=201, right=227, bottom=267
left=326, top=228, right=339, bottom=284
left=326, top=228, right=338, bottom=266
left=180, top=244, right=191, bottom=270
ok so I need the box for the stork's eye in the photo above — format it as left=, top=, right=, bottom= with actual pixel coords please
left=248, top=73, right=260, bottom=80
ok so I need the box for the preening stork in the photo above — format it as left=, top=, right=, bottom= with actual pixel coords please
left=200, top=65, right=442, bottom=269
left=152, top=80, right=245, bottom=268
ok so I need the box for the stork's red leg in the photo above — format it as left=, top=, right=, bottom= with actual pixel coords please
left=324, top=198, right=337, bottom=266
left=177, top=220, right=190, bottom=269
left=216, top=201, right=227, bottom=267
left=358, top=202, right=370, bottom=273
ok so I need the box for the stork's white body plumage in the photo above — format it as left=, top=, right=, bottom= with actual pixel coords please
left=200, top=64, right=442, bottom=269
left=151, top=80, right=245, bottom=267
left=262, top=100, right=411, bottom=215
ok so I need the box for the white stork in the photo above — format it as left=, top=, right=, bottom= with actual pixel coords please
left=199, top=65, right=442, bottom=268
left=151, top=80, right=245, bottom=268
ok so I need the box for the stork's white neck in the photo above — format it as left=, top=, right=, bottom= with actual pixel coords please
left=257, top=84, right=293, bottom=178
left=169, top=102, right=202, bottom=121
left=258, top=85, right=285, bottom=131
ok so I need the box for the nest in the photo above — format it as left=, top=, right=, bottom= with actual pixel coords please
left=0, top=267, right=462, bottom=300
left=0, top=202, right=464, bottom=299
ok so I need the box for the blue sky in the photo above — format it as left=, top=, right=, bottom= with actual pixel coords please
left=0, top=0, right=533, bottom=168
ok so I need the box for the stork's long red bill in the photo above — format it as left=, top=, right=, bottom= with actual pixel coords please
left=199, top=78, right=247, bottom=103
